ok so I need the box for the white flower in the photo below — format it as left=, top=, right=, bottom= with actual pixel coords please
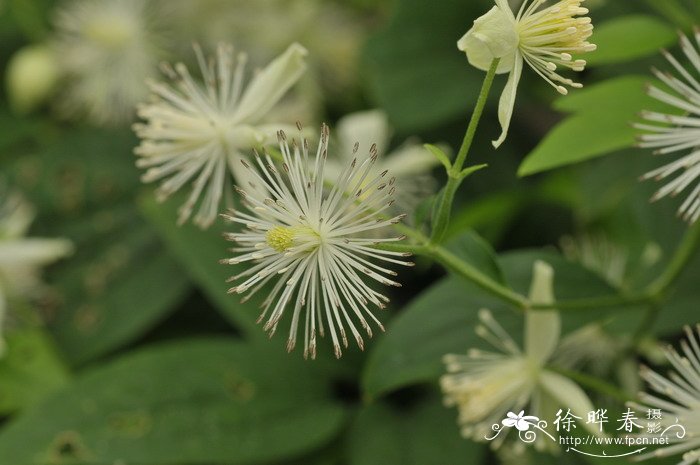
left=134, top=43, right=308, bottom=229
left=441, top=261, right=597, bottom=449
left=0, top=191, right=73, bottom=355
left=458, top=0, right=596, bottom=148
left=632, top=325, right=700, bottom=465
left=560, top=233, right=628, bottom=288
left=327, top=110, right=439, bottom=214
left=51, top=0, right=163, bottom=125
left=220, top=125, right=412, bottom=359
left=636, top=33, right=700, bottom=224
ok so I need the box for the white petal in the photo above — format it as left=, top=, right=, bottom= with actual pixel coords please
left=540, top=370, right=600, bottom=436
left=337, top=109, right=391, bottom=159
left=492, top=52, right=522, bottom=149
left=382, top=144, right=441, bottom=178
left=0, top=239, right=73, bottom=267
left=525, top=260, right=560, bottom=364
left=233, top=43, right=308, bottom=124
left=457, top=6, right=517, bottom=74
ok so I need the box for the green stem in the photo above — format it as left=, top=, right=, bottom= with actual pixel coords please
left=646, top=219, right=700, bottom=300
left=425, top=243, right=529, bottom=309
left=550, top=367, right=634, bottom=404
left=430, top=59, right=500, bottom=244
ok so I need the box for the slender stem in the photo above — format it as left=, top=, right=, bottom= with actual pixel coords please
left=530, top=293, right=651, bottom=312
left=549, top=367, right=634, bottom=404
left=430, top=59, right=500, bottom=244
left=425, top=243, right=529, bottom=309
left=452, top=59, right=501, bottom=173
left=646, top=219, right=700, bottom=300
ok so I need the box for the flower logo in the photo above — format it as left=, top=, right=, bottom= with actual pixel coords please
left=502, top=411, right=539, bottom=432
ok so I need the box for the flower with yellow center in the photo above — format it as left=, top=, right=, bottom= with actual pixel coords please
left=221, top=125, right=412, bottom=359
left=458, top=0, right=596, bottom=148
left=441, top=261, right=598, bottom=449
left=134, top=42, right=308, bottom=229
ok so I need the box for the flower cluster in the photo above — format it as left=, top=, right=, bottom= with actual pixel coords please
left=636, top=32, right=700, bottom=224
left=221, top=125, right=412, bottom=359
left=134, top=43, right=308, bottom=228
left=51, top=0, right=163, bottom=124
left=459, top=0, right=596, bottom=147
left=632, top=325, right=700, bottom=465
left=441, top=261, right=597, bottom=449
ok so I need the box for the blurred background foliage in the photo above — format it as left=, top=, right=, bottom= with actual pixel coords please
left=0, top=0, right=698, bottom=464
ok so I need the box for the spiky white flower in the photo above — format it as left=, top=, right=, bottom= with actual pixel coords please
left=327, top=110, right=439, bottom=215
left=0, top=190, right=73, bottom=355
left=631, top=325, right=700, bottom=465
left=51, top=0, right=163, bottom=124
left=134, top=42, right=308, bottom=229
left=441, top=261, right=598, bottom=449
left=636, top=33, right=700, bottom=224
left=458, top=0, right=596, bottom=147
left=221, top=125, right=412, bottom=359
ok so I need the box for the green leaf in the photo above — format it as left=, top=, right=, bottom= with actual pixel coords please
left=0, top=329, right=70, bottom=414
left=0, top=339, right=347, bottom=464
left=361, top=249, right=639, bottom=398
left=446, top=229, right=505, bottom=284
left=518, top=76, right=666, bottom=176
left=586, top=15, right=676, bottom=66
left=424, top=144, right=451, bottom=171
left=48, top=210, right=190, bottom=365
left=3, top=127, right=190, bottom=365
left=363, top=0, right=489, bottom=132
left=346, top=390, right=482, bottom=465
left=139, top=194, right=263, bottom=338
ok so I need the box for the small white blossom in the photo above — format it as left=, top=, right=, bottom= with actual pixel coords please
left=631, top=325, right=700, bottom=465
left=636, top=33, right=700, bottom=224
left=441, top=261, right=598, bottom=449
left=134, top=43, right=308, bottom=229
left=458, top=0, right=596, bottom=147
left=0, top=191, right=73, bottom=354
left=51, top=0, right=163, bottom=124
left=221, top=125, right=412, bottom=359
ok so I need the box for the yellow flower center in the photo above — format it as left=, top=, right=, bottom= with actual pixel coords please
left=265, top=226, right=297, bottom=252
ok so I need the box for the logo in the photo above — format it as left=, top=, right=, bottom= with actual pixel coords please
left=485, top=408, right=687, bottom=458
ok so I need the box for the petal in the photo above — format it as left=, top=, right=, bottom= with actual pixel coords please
left=0, top=239, right=73, bottom=267
left=492, top=52, right=522, bottom=149
left=337, top=109, right=391, bottom=159
left=382, top=143, right=441, bottom=177
left=502, top=418, right=517, bottom=427
left=233, top=43, right=308, bottom=124
left=457, top=6, right=517, bottom=74
left=525, top=260, right=560, bottom=364
left=540, top=371, right=601, bottom=437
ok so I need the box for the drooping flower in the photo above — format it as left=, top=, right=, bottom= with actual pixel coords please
left=326, top=109, right=439, bottom=215
left=220, top=125, right=412, bottom=359
left=631, top=325, right=700, bottom=465
left=635, top=33, right=700, bottom=224
left=441, top=261, right=597, bottom=449
left=458, top=0, right=596, bottom=148
left=134, top=42, right=308, bottom=229
left=51, top=0, right=164, bottom=125
left=0, top=190, right=73, bottom=354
